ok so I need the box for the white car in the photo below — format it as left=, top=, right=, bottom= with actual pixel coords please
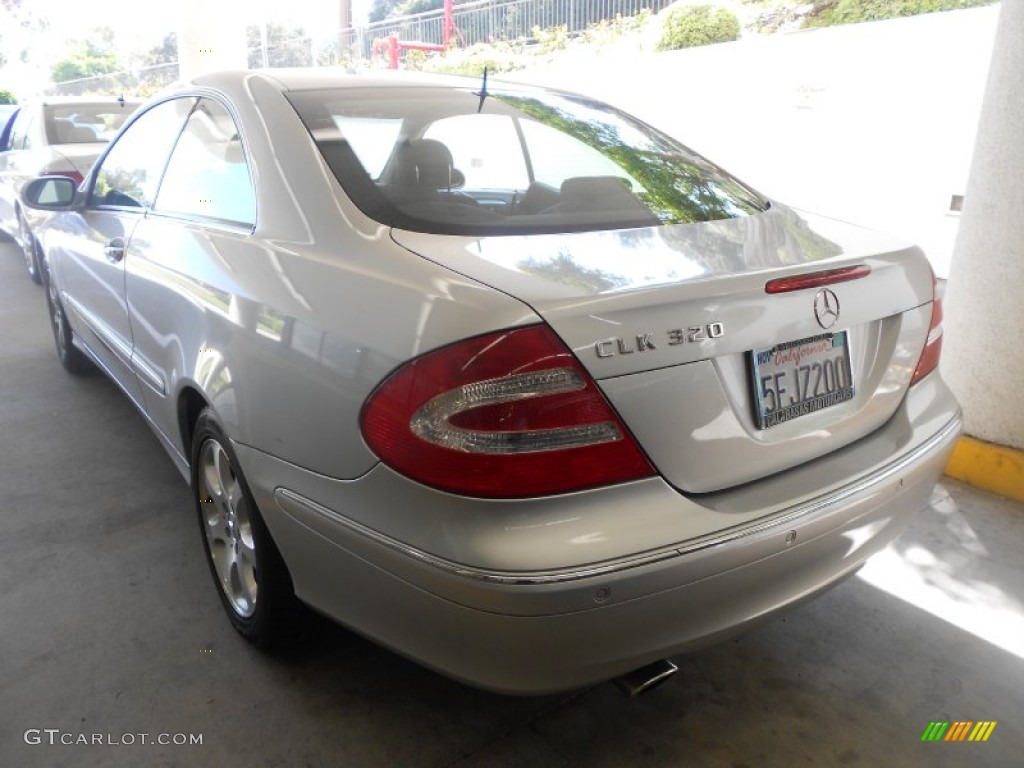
left=22, top=71, right=961, bottom=695
left=0, top=97, right=139, bottom=283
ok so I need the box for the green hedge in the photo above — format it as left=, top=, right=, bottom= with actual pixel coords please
left=809, top=0, right=996, bottom=27
left=657, top=4, right=741, bottom=51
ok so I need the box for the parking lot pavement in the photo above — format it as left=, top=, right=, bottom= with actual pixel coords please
left=1, top=239, right=1021, bottom=767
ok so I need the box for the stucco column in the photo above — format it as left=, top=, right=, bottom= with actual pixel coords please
left=942, top=1, right=1024, bottom=452
left=176, top=1, right=249, bottom=80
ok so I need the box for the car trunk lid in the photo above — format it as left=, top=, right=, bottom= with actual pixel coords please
left=391, top=204, right=936, bottom=492
left=48, top=145, right=103, bottom=177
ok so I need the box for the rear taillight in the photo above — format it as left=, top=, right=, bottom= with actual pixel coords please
left=49, top=170, right=84, bottom=186
left=910, top=277, right=943, bottom=386
left=360, top=325, right=655, bottom=498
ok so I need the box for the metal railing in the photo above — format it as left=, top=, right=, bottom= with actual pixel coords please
left=50, top=62, right=179, bottom=97
left=359, top=0, right=668, bottom=53
left=50, top=0, right=668, bottom=93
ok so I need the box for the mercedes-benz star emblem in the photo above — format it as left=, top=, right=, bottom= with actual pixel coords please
left=814, top=288, right=841, bottom=329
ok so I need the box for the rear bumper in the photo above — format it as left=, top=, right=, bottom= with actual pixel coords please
left=239, top=382, right=960, bottom=694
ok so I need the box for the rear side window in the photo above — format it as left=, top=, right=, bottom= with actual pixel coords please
left=91, top=98, right=195, bottom=209
left=287, top=86, right=767, bottom=236
left=44, top=102, right=137, bottom=145
left=154, top=98, right=255, bottom=226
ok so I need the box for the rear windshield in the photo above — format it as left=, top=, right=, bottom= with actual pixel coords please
left=44, top=103, right=137, bottom=145
left=286, top=85, right=768, bottom=236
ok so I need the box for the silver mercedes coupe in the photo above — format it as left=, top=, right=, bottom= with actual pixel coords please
left=21, top=69, right=961, bottom=695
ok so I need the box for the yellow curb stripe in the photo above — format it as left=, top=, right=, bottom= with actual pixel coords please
left=944, top=436, right=1024, bottom=503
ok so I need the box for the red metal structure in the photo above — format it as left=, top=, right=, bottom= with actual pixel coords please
left=377, top=0, right=457, bottom=69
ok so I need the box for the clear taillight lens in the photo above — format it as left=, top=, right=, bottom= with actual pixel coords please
left=911, top=276, right=944, bottom=386
left=360, top=325, right=655, bottom=498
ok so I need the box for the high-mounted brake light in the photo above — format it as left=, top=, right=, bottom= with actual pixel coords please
left=910, top=276, right=944, bottom=386
left=765, top=265, right=871, bottom=294
left=360, top=325, right=655, bottom=498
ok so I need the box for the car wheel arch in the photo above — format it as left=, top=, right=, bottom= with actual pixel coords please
left=177, top=386, right=210, bottom=466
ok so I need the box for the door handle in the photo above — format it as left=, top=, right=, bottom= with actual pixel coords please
left=103, top=238, right=125, bottom=263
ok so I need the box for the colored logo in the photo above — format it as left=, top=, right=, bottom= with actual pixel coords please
left=921, top=721, right=997, bottom=742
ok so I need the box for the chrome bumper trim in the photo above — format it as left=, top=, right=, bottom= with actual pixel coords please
left=275, top=412, right=961, bottom=586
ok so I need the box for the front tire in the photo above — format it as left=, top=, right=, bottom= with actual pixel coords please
left=18, top=209, right=42, bottom=285
left=192, top=409, right=304, bottom=650
left=44, top=267, right=91, bottom=374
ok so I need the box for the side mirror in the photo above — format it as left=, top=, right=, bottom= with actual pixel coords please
left=21, top=176, right=78, bottom=211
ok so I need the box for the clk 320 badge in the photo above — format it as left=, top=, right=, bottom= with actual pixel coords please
left=594, top=323, right=725, bottom=358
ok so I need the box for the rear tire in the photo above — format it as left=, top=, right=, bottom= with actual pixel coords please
left=191, top=409, right=305, bottom=650
left=43, top=266, right=91, bottom=374
left=18, top=209, right=42, bottom=285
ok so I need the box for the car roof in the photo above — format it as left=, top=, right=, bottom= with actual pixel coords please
left=185, top=68, right=502, bottom=94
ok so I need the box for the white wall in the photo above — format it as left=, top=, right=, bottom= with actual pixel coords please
left=942, top=2, right=1024, bottom=451
left=512, top=5, right=1001, bottom=279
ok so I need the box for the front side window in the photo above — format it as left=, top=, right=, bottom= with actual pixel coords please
left=8, top=109, right=33, bottom=151
left=154, top=98, right=255, bottom=226
left=287, top=86, right=767, bottom=236
left=90, top=98, right=195, bottom=209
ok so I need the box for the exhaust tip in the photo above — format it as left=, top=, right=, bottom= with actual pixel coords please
left=614, top=659, right=678, bottom=697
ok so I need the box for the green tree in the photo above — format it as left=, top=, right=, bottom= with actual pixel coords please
left=369, top=0, right=443, bottom=22
left=51, top=31, right=121, bottom=83
left=0, top=0, right=49, bottom=68
left=369, top=0, right=400, bottom=22
left=396, top=0, right=443, bottom=15
left=142, top=32, right=177, bottom=67
left=657, top=4, right=740, bottom=51
left=0, top=88, right=15, bottom=103
left=247, top=24, right=313, bottom=68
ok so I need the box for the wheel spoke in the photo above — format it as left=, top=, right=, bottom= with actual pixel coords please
left=209, top=538, right=233, bottom=591
left=201, top=444, right=228, bottom=502
left=203, top=502, right=228, bottom=541
left=232, top=538, right=258, bottom=612
left=216, top=446, right=235, bottom=495
left=225, top=477, right=243, bottom=518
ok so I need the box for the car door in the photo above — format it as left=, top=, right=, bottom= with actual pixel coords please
left=0, top=106, right=31, bottom=235
left=125, top=97, right=257, bottom=451
left=55, top=97, right=195, bottom=405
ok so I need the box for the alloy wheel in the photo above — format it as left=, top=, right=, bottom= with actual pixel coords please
left=197, top=438, right=258, bottom=618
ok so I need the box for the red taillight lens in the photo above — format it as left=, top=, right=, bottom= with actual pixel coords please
left=910, top=278, right=944, bottom=386
left=50, top=170, right=84, bottom=187
left=360, top=325, right=655, bottom=498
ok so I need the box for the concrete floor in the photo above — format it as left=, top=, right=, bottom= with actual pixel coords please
left=0, top=239, right=1021, bottom=768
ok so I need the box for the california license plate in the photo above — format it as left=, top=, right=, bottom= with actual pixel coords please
left=750, top=331, right=855, bottom=429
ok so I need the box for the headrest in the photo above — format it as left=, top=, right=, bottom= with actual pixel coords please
left=391, top=139, right=464, bottom=189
